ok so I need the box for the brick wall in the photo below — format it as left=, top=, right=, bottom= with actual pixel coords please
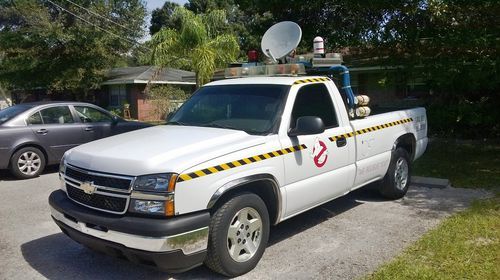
left=130, top=85, right=163, bottom=121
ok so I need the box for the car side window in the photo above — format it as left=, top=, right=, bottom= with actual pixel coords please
left=39, top=106, right=75, bottom=124
left=290, top=83, right=338, bottom=129
left=27, top=112, right=43, bottom=125
left=75, top=106, right=112, bottom=123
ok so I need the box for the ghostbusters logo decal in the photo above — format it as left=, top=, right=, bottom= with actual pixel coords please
left=311, top=138, right=329, bottom=168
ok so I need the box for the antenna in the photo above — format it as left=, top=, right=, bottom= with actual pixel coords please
left=261, top=21, right=302, bottom=63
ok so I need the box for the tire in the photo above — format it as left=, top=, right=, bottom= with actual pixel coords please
left=379, top=147, right=411, bottom=199
left=205, top=193, right=270, bottom=277
left=9, top=147, right=46, bottom=179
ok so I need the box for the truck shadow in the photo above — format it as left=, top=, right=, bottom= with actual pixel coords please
left=20, top=187, right=381, bottom=279
left=21, top=233, right=221, bottom=280
left=268, top=189, right=367, bottom=246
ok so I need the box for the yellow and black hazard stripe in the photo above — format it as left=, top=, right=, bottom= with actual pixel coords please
left=178, top=144, right=307, bottom=182
left=329, top=118, right=413, bottom=142
left=293, top=77, right=330, bottom=85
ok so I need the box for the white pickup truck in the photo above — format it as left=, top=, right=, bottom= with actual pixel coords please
left=49, top=75, right=427, bottom=276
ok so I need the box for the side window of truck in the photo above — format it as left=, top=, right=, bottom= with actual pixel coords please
left=290, top=83, right=338, bottom=129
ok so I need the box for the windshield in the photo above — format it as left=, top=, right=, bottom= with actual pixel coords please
left=169, top=84, right=290, bottom=134
left=0, top=104, right=33, bottom=125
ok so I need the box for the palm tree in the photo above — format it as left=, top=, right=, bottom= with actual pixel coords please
left=150, top=7, right=239, bottom=86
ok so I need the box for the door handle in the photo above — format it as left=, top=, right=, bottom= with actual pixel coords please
left=84, top=127, right=94, bottom=132
left=336, top=137, right=347, bottom=147
left=36, top=129, right=48, bottom=135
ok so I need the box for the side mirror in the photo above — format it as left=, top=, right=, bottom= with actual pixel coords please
left=288, top=116, right=325, bottom=137
left=111, top=115, right=120, bottom=124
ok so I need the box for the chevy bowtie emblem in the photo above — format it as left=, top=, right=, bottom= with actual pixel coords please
left=80, top=181, right=96, bottom=195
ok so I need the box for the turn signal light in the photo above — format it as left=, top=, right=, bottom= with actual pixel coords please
left=165, top=199, right=175, bottom=216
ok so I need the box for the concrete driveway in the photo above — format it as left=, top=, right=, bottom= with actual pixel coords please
left=0, top=169, right=490, bottom=280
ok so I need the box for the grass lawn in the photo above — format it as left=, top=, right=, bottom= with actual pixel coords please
left=366, top=196, right=499, bottom=280
left=413, top=139, right=500, bottom=189
left=367, top=139, right=500, bottom=279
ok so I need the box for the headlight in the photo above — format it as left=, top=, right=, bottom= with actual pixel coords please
left=129, top=194, right=175, bottom=216
left=133, top=174, right=177, bottom=193
left=130, top=199, right=165, bottom=215
left=59, top=155, right=66, bottom=174
left=131, top=174, right=178, bottom=216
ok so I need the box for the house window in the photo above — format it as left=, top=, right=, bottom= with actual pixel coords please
left=110, top=85, right=127, bottom=106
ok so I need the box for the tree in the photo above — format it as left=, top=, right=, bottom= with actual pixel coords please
left=150, top=7, right=239, bottom=85
left=376, top=0, right=499, bottom=100
left=0, top=0, right=146, bottom=95
left=149, top=1, right=181, bottom=35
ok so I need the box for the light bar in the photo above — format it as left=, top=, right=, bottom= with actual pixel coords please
left=225, top=63, right=306, bottom=78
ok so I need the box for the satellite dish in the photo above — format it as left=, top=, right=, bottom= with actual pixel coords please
left=261, top=21, right=302, bottom=63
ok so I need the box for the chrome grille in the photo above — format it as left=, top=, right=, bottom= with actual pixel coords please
left=65, top=167, right=132, bottom=190
left=66, top=184, right=127, bottom=213
left=63, top=165, right=134, bottom=214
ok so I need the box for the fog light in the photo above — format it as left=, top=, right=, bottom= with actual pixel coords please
left=132, top=199, right=165, bottom=215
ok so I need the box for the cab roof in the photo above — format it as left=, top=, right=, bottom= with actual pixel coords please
left=205, top=76, right=330, bottom=87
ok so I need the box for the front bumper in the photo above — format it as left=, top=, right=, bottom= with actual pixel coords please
left=49, top=190, right=210, bottom=272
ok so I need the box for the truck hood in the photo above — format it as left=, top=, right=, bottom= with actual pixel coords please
left=65, top=125, right=265, bottom=176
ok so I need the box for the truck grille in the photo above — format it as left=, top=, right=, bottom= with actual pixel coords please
left=65, top=167, right=132, bottom=190
left=66, top=184, right=127, bottom=213
left=63, top=165, right=133, bottom=214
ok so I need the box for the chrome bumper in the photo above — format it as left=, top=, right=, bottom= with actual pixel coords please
left=50, top=206, right=208, bottom=255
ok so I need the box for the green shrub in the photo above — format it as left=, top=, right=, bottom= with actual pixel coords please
left=145, top=84, right=189, bottom=120
left=426, top=97, right=500, bottom=139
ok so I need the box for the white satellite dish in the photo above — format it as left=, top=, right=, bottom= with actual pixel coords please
left=261, top=21, right=302, bottom=63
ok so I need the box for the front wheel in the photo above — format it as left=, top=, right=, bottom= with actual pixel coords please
left=205, top=193, right=270, bottom=277
left=379, top=147, right=411, bottom=199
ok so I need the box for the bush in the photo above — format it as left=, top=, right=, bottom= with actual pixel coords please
left=145, top=84, right=188, bottom=120
left=426, top=97, right=500, bottom=139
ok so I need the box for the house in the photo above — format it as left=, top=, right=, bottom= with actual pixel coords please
left=10, top=66, right=196, bottom=121
left=99, top=66, right=196, bottom=121
left=344, top=65, right=427, bottom=109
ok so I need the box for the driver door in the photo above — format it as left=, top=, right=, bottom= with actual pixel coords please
left=280, top=83, right=352, bottom=218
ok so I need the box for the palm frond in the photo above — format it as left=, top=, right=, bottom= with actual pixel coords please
left=201, top=9, right=227, bottom=39
left=207, top=34, right=240, bottom=68
left=174, top=7, right=207, bottom=47
left=192, top=45, right=216, bottom=85
left=151, top=28, right=178, bottom=65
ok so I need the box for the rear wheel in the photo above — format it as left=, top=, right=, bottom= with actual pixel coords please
left=379, top=147, right=411, bottom=199
left=9, top=147, right=46, bottom=179
left=205, top=193, right=270, bottom=277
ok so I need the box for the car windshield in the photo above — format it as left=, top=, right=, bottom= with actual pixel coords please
left=168, top=84, right=290, bottom=135
left=0, top=104, right=33, bottom=125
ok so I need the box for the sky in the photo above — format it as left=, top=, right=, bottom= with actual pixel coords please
left=145, top=0, right=188, bottom=12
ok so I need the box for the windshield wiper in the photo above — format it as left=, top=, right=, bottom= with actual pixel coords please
left=165, top=121, right=187, bottom=126
left=202, top=123, right=240, bottom=131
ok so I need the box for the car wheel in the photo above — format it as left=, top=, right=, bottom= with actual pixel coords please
left=379, top=147, right=411, bottom=199
left=205, top=193, right=270, bottom=277
left=9, top=147, right=46, bottom=179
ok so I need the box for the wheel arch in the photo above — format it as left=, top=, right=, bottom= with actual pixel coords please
left=207, top=174, right=282, bottom=225
left=10, top=142, right=49, bottom=166
left=393, top=133, right=416, bottom=160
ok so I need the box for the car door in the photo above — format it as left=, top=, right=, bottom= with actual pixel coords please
left=27, top=105, right=85, bottom=161
left=280, top=82, right=354, bottom=218
left=73, top=105, right=115, bottom=142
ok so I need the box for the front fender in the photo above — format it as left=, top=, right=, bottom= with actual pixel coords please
left=173, top=140, right=286, bottom=216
